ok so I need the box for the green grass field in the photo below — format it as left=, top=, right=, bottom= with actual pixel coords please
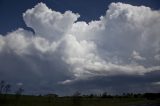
left=0, top=94, right=160, bottom=106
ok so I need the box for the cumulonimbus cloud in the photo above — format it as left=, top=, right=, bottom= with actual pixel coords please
left=0, top=2, right=160, bottom=84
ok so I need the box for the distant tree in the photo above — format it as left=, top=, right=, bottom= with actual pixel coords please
left=122, top=93, right=126, bottom=97
left=126, top=93, right=134, bottom=98
left=4, top=84, right=11, bottom=94
left=133, top=93, right=142, bottom=98
left=45, top=94, right=58, bottom=98
left=15, top=87, right=24, bottom=96
left=0, top=80, right=5, bottom=94
left=73, top=91, right=81, bottom=97
left=72, top=91, right=81, bottom=106
left=89, top=94, right=94, bottom=98
left=38, top=94, right=42, bottom=97
left=45, top=93, right=58, bottom=103
left=143, top=93, right=160, bottom=100
left=102, top=92, right=108, bottom=98
left=14, top=87, right=24, bottom=106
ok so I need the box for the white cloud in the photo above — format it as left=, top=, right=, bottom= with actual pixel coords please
left=0, top=35, right=5, bottom=52
left=23, top=3, right=79, bottom=41
left=4, top=28, right=32, bottom=55
left=131, top=50, right=146, bottom=60
left=0, top=2, right=160, bottom=84
left=152, top=81, right=160, bottom=85
left=17, top=82, right=23, bottom=86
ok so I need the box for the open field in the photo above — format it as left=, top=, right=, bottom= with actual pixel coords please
left=0, top=94, right=160, bottom=106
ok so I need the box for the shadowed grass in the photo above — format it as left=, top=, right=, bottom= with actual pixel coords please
left=0, top=94, right=160, bottom=106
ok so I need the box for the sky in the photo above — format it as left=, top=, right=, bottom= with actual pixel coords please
left=0, top=0, right=160, bottom=95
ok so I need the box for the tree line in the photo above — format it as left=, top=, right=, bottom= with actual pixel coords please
left=0, top=80, right=24, bottom=95
left=1, top=80, right=160, bottom=100
left=71, top=91, right=160, bottom=100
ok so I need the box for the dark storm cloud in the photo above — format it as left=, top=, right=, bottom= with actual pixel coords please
left=62, top=70, right=160, bottom=95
